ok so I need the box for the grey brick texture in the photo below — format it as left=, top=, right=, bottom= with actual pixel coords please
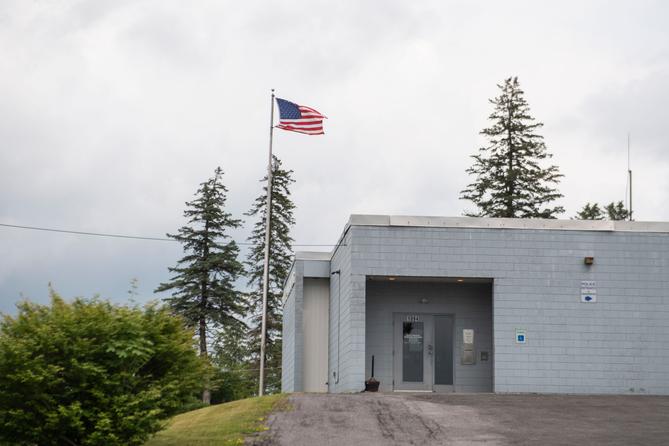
left=281, top=261, right=304, bottom=393
left=284, top=219, right=669, bottom=395
left=346, top=225, right=669, bottom=395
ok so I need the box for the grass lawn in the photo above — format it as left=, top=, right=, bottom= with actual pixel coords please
left=145, top=394, right=287, bottom=446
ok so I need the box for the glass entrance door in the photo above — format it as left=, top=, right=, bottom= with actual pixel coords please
left=393, top=313, right=454, bottom=392
left=393, top=313, right=433, bottom=391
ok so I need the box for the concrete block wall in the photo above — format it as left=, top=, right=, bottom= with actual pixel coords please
left=349, top=225, right=669, bottom=395
left=491, top=230, right=669, bottom=394
left=328, top=229, right=367, bottom=392
left=281, top=261, right=304, bottom=393
left=281, top=283, right=296, bottom=393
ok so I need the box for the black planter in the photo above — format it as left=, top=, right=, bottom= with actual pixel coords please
left=365, top=377, right=380, bottom=392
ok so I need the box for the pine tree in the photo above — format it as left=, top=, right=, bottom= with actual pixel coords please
left=210, top=324, right=256, bottom=403
left=155, top=167, right=244, bottom=403
left=461, top=77, right=564, bottom=218
left=245, top=155, right=295, bottom=394
left=574, top=201, right=630, bottom=221
left=574, top=203, right=604, bottom=220
left=604, top=201, right=630, bottom=221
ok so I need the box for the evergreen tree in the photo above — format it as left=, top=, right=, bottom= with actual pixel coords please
left=210, top=324, right=256, bottom=403
left=574, top=202, right=604, bottom=220
left=127, top=277, right=140, bottom=302
left=574, top=201, right=630, bottom=221
left=461, top=77, right=564, bottom=218
left=605, top=201, right=630, bottom=221
left=155, top=167, right=244, bottom=403
left=245, top=155, right=295, bottom=394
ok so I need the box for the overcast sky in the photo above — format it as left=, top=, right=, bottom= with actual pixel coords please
left=1, top=0, right=668, bottom=313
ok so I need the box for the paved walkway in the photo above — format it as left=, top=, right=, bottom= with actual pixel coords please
left=250, top=392, right=669, bottom=445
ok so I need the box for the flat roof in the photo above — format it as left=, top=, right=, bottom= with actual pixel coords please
left=348, top=215, right=669, bottom=233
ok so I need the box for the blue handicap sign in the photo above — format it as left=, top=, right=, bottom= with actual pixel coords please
left=517, top=335, right=525, bottom=342
left=584, top=295, right=593, bottom=302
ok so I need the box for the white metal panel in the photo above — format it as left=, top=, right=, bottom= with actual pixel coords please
left=303, top=278, right=330, bottom=392
left=295, top=251, right=332, bottom=261
left=303, top=260, right=331, bottom=278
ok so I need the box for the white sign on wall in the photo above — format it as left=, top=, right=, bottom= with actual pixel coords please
left=580, top=280, right=597, bottom=303
left=463, top=329, right=474, bottom=345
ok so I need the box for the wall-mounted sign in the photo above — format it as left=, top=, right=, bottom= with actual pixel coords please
left=463, top=329, right=474, bottom=345
left=405, top=314, right=421, bottom=322
left=580, top=280, right=597, bottom=303
left=515, top=328, right=527, bottom=344
left=462, top=329, right=475, bottom=365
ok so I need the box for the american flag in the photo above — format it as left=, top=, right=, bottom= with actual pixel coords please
left=275, top=98, right=326, bottom=135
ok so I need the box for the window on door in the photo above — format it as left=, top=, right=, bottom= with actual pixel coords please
left=402, top=321, right=424, bottom=382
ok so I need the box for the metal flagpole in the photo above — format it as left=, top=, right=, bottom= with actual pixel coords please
left=628, top=133, right=633, bottom=221
left=259, top=89, right=275, bottom=396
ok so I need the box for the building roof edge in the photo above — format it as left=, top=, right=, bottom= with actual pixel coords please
left=347, top=214, right=669, bottom=233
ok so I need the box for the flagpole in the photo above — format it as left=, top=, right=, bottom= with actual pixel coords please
left=259, top=89, right=275, bottom=397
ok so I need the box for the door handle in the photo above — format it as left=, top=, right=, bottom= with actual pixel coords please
left=427, top=344, right=433, bottom=356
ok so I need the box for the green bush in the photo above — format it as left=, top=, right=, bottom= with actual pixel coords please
left=0, top=292, right=209, bottom=446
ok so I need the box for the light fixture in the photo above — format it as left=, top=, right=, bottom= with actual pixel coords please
left=456, top=278, right=464, bottom=283
left=420, top=297, right=429, bottom=304
left=388, top=277, right=396, bottom=281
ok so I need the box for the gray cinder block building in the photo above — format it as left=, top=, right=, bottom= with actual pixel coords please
left=281, top=215, right=669, bottom=395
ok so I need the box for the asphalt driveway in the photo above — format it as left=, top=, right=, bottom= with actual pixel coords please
left=251, top=392, right=669, bottom=445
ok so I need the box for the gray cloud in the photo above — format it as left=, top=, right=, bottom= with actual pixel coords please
left=2, top=0, right=669, bottom=313
left=582, top=69, right=669, bottom=158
